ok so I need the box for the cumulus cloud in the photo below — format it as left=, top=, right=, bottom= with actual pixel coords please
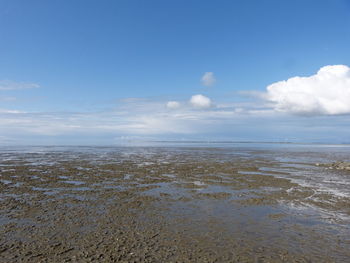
left=0, top=80, right=40, bottom=90
left=166, top=101, right=180, bottom=109
left=265, top=65, right=350, bottom=115
left=190, top=94, right=212, bottom=109
left=201, top=72, right=216, bottom=87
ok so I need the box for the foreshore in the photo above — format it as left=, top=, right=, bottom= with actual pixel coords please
left=1, top=146, right=349, bottom=262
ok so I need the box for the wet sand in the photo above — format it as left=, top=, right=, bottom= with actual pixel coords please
left=1, top=146, right=350, bottom=262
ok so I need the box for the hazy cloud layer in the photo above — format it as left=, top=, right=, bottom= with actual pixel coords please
left=265, top=65, right=350, bottom=115
left=0, top=97, right=265, bottom=138
left=1, top=95, right=350, bottom=144
left=0, top=80, right=40, bottom=90
left=0, top=109, right=24, bottom=114
left=201, top=72, right=216, bottom=87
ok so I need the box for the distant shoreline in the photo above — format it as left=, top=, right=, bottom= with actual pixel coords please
left=1, top=141, right=350, bottom=148
left=150, top=140, right=350, bottom=145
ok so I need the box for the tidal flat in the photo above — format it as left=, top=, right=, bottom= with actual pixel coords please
left=0, top=145, right=350, bottom=262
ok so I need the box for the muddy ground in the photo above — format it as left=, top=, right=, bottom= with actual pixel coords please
left=0, top=146, right=349, bottom=262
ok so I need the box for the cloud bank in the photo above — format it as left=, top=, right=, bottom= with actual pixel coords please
left=190, top=94, right=212, bottom=109
left=265, top=65, right=350, bottom=115
left=201, top=72, right=216, bottom=87
left=1, top=91, right=350, bottom=145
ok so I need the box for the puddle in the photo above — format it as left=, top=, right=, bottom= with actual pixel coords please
left=63, top=180, right=86, bottom=185
left=0, top=179, right=12, bottom=185
left=124, top=174, right=133, bottom=180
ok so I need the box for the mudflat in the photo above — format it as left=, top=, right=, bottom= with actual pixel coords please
left=1, top=146, right=350, bottom=262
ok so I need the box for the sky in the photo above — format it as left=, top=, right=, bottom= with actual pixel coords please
left=0, top=0, right=350, bottom=145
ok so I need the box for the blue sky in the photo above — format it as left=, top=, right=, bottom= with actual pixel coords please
left=0, top=0, right=350, bottom=144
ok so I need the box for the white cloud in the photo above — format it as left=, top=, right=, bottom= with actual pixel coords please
left=190, top=94, right=212, bottom=109
left=265, top=65, right=350, bottom=115
left=0, top=80, right=40, bottom=90
left=166, top=101, right=180, bottom=109
left=201, top=72, right=216, bottom=87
